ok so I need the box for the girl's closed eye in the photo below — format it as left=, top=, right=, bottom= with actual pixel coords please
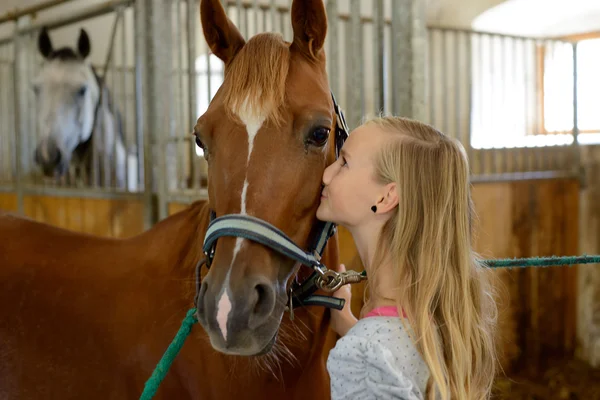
left=340, top=157, right=348, bottom=167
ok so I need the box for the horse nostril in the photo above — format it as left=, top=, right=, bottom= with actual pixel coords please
left=248, top=280, right=275, bottom=330
left=54, top=149, right=61, bottom=164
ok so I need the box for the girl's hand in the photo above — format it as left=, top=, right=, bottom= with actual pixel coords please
left=330, top=263, right=358, bottom=337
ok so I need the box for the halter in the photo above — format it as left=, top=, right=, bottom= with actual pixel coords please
left=196, top=92, right=359, bottom=316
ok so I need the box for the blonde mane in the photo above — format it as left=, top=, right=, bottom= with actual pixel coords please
left=221, top=32, right=290, bottom=126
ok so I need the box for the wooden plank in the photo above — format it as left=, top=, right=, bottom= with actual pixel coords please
left=0, top=193, right=17, bottom=212
left=19, top=195, right=145, bottom=238
left=168, top=202, right=192, bottom=216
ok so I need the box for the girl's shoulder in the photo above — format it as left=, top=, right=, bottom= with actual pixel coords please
left=327, top=316, right=430, bottom=399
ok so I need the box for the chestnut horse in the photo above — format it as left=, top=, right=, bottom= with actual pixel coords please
left=0, top=0, right=348, bottom=398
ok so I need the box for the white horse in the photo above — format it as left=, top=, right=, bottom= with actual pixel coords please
left=32, top=27, right=137, bottom=191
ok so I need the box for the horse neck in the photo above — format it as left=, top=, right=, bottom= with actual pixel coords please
left=133, top=201, right=209, bottom=283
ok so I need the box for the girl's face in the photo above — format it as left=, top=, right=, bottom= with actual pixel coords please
left=317, top=124, right=390, bottom=228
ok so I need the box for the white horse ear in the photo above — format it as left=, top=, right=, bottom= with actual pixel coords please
left=38, top=27, right=53, bottom=59
left=77, top=28, right=91, bottom=59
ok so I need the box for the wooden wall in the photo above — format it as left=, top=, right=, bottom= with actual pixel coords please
left=0, top=177, right=583, bottom=375
left=0, top=193, right=145, bottom=238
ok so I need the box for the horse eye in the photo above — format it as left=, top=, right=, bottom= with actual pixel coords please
left=76, top=86, right=87, bottom=97
left=32, top=84, right=40, bottom=95
left=309, top=127, right=330, bottom=147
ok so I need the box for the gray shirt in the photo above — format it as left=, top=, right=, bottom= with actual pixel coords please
left=327, top=316, right=430, bottom=399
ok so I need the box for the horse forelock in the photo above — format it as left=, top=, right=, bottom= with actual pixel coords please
left=221, top=33, right=290, bottom=128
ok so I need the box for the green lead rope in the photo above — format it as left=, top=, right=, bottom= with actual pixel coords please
left=139, top=254, right=600, bottom=399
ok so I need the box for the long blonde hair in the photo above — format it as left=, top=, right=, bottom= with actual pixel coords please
left=364, top=116, right=498, bottom=400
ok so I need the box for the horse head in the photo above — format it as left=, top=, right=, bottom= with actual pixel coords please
left=32, top=27, right=100, bottom=178
left=194, top=0, right=341, bottom=356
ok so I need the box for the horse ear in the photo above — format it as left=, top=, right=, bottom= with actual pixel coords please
left=200, top=0, right=245, bottom=64
left=290, top=0, right=328, bottom=59
left=38, top=27, right=53, bottom=59
left=77, top=28, right=91, bottom=59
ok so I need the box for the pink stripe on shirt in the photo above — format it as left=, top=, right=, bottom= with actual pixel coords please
left=364, top=305, right=407, bottom=319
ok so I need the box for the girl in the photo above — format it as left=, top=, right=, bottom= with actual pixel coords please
left=317, top=116, right=498, bottom=399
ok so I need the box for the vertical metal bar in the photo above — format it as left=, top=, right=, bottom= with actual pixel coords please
left=571, top=41, right=580, bottom=177
left=465, top=31, right=473, bottom=164
left=429, top=29, right=436, bottom=126
left=373, top=0, right=384, bottom=114
left=236, top=0, right=243, bottom=38
left=390, top=0, right=402, bottom=115
left=279, top=7, right=285, bottom=38
left=12, top=22, right=25, bottom=214
left=325, top=0, right=339, bottom=97
left=134, top=0, right=156, bottom=228
left=253, top=0, right=259, bottom=35
left=477, top=33, right=485, bottom=176
left=110, top=13, right=119, bottom=189
left=270, top=0, right=276, bottom=32
left=176, top=0, right=185, bottom=192
left=347, top=0, right=361, bottom=129
left=488, top=34, right=496, bottom=174
left=26, top=32, right=37, bottom=186
left=441, top=29, right=448, bottom=134
left=120, top=6, right=129, bottom=191
left=187, top=0, right=198, bottom=190
left=454, top=31, right=461, bottom=143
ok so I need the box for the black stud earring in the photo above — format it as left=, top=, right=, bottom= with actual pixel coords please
left=371, top=205, right=377, bottom=213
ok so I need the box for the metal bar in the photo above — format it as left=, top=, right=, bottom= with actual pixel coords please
left=103, top=11, right=122, bottom=188
left=488, top=34, right=496, bottom=172
left=571, top=41, right=580, bottom=178
left=325, top=0, right=339, bottom=97
left=120, top=7, right=129, bottom=191
left=25, top=32, right=36, bottom=186
left=470, top=170, right=576, bottom=184
left=187, top=0, right=198, bottom=190
left=373, top=0, right=384, bottom=114
left=270, top=0, right=276, bottom=32
left=0, top=0, right=78, bottom=24
left=426, top=25, right=569, bottom=43
left=465, top=31, right=473, bottom=162
left=165, top=189, right=210, bottom=205
left=477, top=34, right=484, bottom=174
left=236, top=0, right=244, bottom=38
left=253, top=0, right=259, bottom=35
left=20, top=184, right=146, bottom=200
left=441, top=29, right=448, bottom=133
left=134, top=0, right=155, bottom=229
left=351, top=0, right=363, bottom=126
left=454, top=31, right=461, bottom=143
left=429, top=29, right=436, bottom=126
left=0, top=0, right=133, bottom=46
left=176, top=0, right=185, bottom=192
left=12, top=19, right=26, bottom=214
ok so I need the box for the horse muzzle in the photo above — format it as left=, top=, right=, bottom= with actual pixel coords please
left=196, top=272, right=284, bottom=356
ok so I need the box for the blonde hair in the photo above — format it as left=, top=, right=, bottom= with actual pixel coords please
left=363, top=116, right=498, bottom=400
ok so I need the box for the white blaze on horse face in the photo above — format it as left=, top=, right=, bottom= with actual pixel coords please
left=216, top=269, right=233, bottom=342
left=215, top=96, right=266, bottom=340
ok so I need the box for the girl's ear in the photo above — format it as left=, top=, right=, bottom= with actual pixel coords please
left=374, top=183, right=398, bottom=214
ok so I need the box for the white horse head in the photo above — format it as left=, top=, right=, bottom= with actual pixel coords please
left=31, top=27, right=137, bottom=191
left=32, top=27, right=99, bottom=178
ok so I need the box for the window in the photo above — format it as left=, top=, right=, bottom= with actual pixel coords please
left=470, top=34, right=600, bottom=149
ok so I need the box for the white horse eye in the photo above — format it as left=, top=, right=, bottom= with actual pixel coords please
left=76, top=85, right=87, bottom=97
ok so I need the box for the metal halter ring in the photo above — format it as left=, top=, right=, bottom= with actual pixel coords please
left=316, top=270, right=344, bottom=292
